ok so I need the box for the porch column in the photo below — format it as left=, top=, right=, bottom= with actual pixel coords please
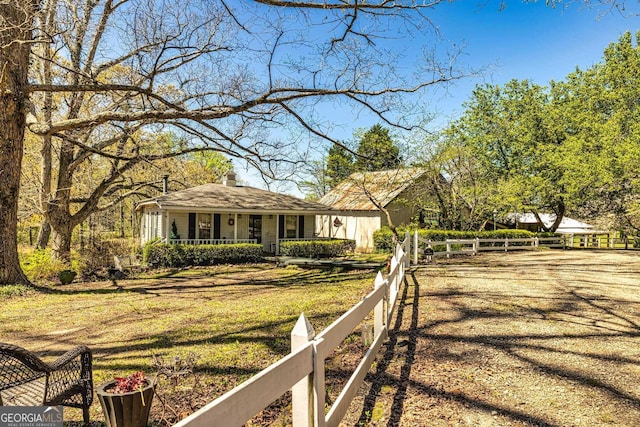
left=275, top=214, right=280, bottom=255
left=234, top=213, right=238, bottom=243
left=164, top=211, right=170, bottom=243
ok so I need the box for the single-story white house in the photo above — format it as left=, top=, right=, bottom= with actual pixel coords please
left=316, top=168, right=436, bottom=251
left=136, top=172, right=333, bottom=254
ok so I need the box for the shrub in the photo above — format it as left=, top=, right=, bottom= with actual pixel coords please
left=143, top=243, right=264, bottom=268
left=0, top=285, right=33, bottom=298
left=58, top=269, right=77, bottom=285
left=279, top=239, right=356, bottom=258
left=20, top=249, right=67, bottom=282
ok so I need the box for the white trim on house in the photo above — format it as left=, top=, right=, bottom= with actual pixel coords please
left=136, top=175, right=333, bottom=253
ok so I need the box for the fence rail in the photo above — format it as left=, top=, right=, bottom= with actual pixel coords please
left=174, top=235, right=410, bottom=427
left=565, top=234, right=639, bottom=249
left=412, top=233, right=566, bottom=264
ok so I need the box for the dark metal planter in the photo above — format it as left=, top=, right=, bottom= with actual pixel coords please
left=96, top=376, right=157, bottom=427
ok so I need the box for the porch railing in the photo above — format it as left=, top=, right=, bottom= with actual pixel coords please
left=278, top=238, right=333, bottom=243
left=164, top=238, right=257, bottom=245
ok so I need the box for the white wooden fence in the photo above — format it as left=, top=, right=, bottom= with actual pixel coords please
left=411, top=232, right=566, bottom=264
left=174, top=235, right=410, bottom=427
left=565, top=234, right=638, bottom=249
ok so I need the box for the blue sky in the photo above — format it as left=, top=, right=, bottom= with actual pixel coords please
left=238, top=1, right=639, bottom=193
left=424, top=1, right=639, bottom=124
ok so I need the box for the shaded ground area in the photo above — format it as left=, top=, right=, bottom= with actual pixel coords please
left=344, top=250, right=640, bottom=426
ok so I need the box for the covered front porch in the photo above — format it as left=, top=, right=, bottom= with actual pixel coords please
left=142, top=210, right=329, bottom=255
left=137, top=172, right=334, bottom=254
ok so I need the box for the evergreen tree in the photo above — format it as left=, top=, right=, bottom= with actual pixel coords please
left=355, top=124, right=402, bottom=172
left=325, top=143, right=355, bottom=187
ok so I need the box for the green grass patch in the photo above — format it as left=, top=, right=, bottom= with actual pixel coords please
left=347, top=253, right=389, bottom=263
left=0, top=263, right=377, bottom=423
left=0, top=284, right=34, bottom=298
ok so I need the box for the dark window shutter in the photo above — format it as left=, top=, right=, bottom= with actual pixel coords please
left=298, top=216, right=305, bottom=238
left=213, top=214, right=221, bottom=239
left=188, top=213, right=196, bottom=239
left=278, top=215, right=285, bottom=239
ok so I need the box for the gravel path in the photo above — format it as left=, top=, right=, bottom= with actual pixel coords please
left=344, top=250, right=640, bottom=427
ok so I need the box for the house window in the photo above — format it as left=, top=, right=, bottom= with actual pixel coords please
left=278, top=215, right=305, bottom=239
left=286, top=215, right=297, bottom=238
left=198, top=213, right=211, bottom=239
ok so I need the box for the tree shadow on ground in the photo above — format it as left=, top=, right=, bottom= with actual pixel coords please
left=357, top=254, right=640, bottom=426
left=29, top=265, right=376, bottom=298
left=357, top=270, right=418, bottom=426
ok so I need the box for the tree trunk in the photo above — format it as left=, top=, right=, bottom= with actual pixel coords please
left=120, top=203, right=125, bottom=238
left=47, top=137, right=77, bottom=261
left=52, top=227, right=73, bottom=262
left=532, top=198, right=565, bottom=233
left=0, top=1, right=35, bottom=286
left=36, top=220, right=51, bottom=249
left=549, top=198, right=566, bottom=233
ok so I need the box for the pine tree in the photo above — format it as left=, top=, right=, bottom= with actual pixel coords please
left=355, top=124, right=401, bottom=172
left=325, top=143, right=355, bottom=187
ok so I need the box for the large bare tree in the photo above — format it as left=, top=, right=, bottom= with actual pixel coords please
left=1, top=1, right=37, bottom=285
left=2, top=0, right=467, bottom=284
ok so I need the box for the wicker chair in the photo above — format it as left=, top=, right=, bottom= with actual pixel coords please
left=0, top=342, right=93, bottom=424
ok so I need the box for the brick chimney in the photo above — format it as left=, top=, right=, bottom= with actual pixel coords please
left=162, top=175, right=169, bottom=195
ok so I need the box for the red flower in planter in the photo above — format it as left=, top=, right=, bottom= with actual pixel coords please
left=109, top=371, right=150, bottom=403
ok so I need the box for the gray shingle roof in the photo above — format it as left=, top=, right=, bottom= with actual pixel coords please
left=138, top=183, right=332, bottom=213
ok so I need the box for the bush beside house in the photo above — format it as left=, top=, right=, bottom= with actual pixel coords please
left=279, top=239, right=356, bottom=258
left=144, top=243, right=264, bottom=268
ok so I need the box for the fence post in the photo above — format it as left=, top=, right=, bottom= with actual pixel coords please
left=504, top=238, right=509, bottom=252
left=405, top=231, right=411, bottom=268
left=474, top=237, right=480, bottom=255
left=291, top=314, right=316, bottom=427
left=390, top=254, right=399, bottom=299
left=534, top=237, right=539, bottom=249
left=374, top=272, right=386, bottom=340
left=413, top=230, right=419, bottom=265
left=396, top=244, right=405, bottom=284
left=446, top=239, right=451, bottom=258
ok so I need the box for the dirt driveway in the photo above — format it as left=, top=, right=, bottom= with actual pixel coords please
left=345, top=250, right=640, bottom=426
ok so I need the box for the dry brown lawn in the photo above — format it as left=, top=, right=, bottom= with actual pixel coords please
left=344, top=250, right=640, bottom=427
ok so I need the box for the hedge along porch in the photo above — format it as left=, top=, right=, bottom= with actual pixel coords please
left=136, top=172, right=334, bottom=254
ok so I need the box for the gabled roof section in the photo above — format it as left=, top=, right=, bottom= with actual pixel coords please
left=137, top=183, right=332, bottom=213
left=320, top=168, right=428, bottom=211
